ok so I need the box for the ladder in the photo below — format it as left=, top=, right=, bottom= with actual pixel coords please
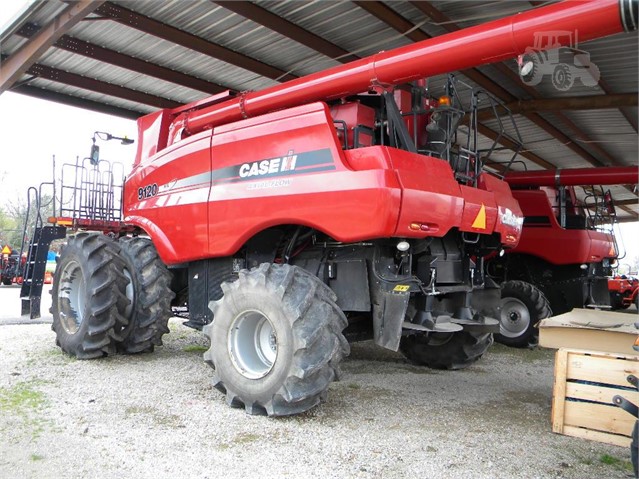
left=20, top=225, right=66, bottom=319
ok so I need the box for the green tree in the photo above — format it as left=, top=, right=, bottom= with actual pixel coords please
left=0, top=194, right=54, bottom=251
left=0, top=206, right=21, bottom=251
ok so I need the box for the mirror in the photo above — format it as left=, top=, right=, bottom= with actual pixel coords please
left=604, top=189, right=616, bottom=217
left=90, top=144, right=100, bottom=165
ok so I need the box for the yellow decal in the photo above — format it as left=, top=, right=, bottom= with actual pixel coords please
left=472, top=203, right=486, bottom=229
left=1, top=246, right=11, bottom=255
left=393, top=285, right=410, bottom=292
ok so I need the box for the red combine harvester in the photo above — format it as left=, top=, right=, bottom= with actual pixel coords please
left=18, top=0, right=638, bottom=416
left=490, top=166, right=639, bottom=347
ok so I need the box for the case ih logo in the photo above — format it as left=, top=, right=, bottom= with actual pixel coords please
left=211, top=148, right=335, bottom=184
left=239, top=150, right=297, bottom=178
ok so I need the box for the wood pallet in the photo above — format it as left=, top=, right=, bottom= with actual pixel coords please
left=551, top=348, right=639, bottom=447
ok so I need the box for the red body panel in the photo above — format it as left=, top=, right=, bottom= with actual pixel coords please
left=125, top=102, right=522, bottom=264
left=125, top=131, right=212, bottom=262
left=329, top=103, right=375, bottom=148
left=511, top=190, right=616, bottom=265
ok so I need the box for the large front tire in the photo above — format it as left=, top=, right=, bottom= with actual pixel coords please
left=203, top=263, right=349, bottom=416
left=50, top=233, right=129, bottom=359
left=495, top=280, right=552, bottom=348
left=116, top=237, right=174, bottom=354
left=400, top=331, right=493, bottom=370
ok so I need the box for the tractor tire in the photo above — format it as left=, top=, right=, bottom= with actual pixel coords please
left=1, top=276, right=11, bottom=286
left=116, top=237, right=174, bottom=354
left=521, top=51, right=544, bottom=86
left=611, top=293, right=631, bottom=310
left=203, top=263, right=349, bottom=416
left=400, top=331, right=493, bottom=370
left=552, top=64, right=574, bottom=91
left=50, top=233, right=129, bottom=359
left=495, top=280, right=552, bottom=348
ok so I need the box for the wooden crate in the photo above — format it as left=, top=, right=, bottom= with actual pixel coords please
left=551, top=348, right=639, bottom=447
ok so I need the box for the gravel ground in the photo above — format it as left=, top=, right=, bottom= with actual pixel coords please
left=0, top=285, right=636, bottom=479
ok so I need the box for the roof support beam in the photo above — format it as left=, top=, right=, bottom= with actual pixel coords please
left=11, top=84, right=143, bottom=119
left=0, top=0, right=104, bottom=94
left=19, top=60, right=180, bottom=109
left=599, top=78, right=638, bottom=133
left=16, top=23, right=226, bottom=95
left=213, top=1, right=359, bottom=63
left=477, top=93, right=639, bottom=121
left=613, top=198, right=639, bottom=207
left=95, top=2, right=296, bottom=82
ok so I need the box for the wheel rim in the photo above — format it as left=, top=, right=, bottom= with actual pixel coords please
left=499, top=297, right=530, bottom=338
left=228, top=310, right=277, bottom=379
left=57, top=260, right=86, bottom=334
left=123, top=268, right=134, bottom=320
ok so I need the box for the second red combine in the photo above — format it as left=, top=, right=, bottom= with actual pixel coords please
left=492, top=166, right=639, bottom=348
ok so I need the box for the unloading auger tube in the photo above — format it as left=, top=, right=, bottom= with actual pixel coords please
left=173, top=0, right=638, bottom=137
left=505, top=166, right=639, bottom=188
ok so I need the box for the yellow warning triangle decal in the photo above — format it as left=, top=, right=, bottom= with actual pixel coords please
left=1, top=245, right=11, bottom=255
left=472, top=203, right=486, bottom=229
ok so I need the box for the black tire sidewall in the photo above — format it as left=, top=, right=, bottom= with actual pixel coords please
left=400, top=331, right=492, bottom=370
left=117, top=242, right=140, bottom=341
left=51, top=242, right=96, bottom=352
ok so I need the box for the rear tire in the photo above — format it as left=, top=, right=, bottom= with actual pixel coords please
left=50, top=233, right=129, bottom=359
left=495, top=280, right=552, bottom=348
left=1, top=277, right=11, bottom=286
left=204, top=263, right=349, bottom=416
left=552, top=64, right=574, bottom=91
left=400, top=331, right=493, bottom=370
left=116, top=237, right=174, bottom=354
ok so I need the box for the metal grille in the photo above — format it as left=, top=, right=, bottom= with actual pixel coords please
left=58, top=157, right=125, bottom=222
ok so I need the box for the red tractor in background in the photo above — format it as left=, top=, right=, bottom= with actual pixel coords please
left=609, top=275, right=639, bottom=310
left=489, top=167, right=638, bottom=348
left=16, top=0, right=637, bottom=416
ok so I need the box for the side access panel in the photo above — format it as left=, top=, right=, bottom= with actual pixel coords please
left=206, top=102, right=402, bottom=257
